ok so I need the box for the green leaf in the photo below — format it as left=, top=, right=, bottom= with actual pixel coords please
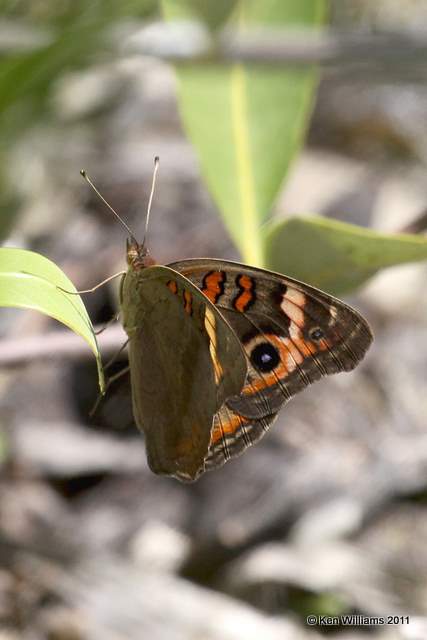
left=0, top=248, right=105, bottom=391
left=162, top=0, right=327, bottom=265
left=164, top=0, right=239, bottom=30
left=264, top=215, right=427, bottom=295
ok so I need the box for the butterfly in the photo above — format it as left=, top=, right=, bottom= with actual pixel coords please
left=80, top=163, right=372, bottom=483
left=121, top=242, right=372, bottom=482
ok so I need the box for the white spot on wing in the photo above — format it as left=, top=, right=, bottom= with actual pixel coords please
left=289, top=321, right=302, bottom=339
left=329, top=306, right=338, bottom=325
left=285, top=288, right=306, bottom=306
left=281, top=297, right=305, bottom=327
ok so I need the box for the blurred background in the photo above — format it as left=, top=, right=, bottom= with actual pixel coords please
left=1, top=1, right=427, bottom=639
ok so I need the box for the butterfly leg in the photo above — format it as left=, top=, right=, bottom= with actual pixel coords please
left=90, top=362, right=130, bottom=418
left=103, top=338, right=129, bottom=372
left=94, top=312, right=121, bottom=335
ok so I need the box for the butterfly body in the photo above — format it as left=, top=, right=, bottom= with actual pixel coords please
left=121, top=239, right=372, bottom=482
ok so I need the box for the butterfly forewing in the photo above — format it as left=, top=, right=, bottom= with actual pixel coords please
left=170, top=258, right=373, bottom=471
left=121, top=265, right=247, bottom=481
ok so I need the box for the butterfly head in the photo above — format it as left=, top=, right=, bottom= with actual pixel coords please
left=126, top=237, right=155, bottom=270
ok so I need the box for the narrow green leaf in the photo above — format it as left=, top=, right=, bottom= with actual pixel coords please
left=0, top=248, right=105, bottom=391
left=264, top=215, right=427, bottom=295
left=162, top=0, right=327, bottom=265
left=0, top=0, right=158, bottom=146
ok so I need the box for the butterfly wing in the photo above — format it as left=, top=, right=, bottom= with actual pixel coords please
left=121, top=264, right=247, bottom=481
left=170, top=258, right=373, bottom=471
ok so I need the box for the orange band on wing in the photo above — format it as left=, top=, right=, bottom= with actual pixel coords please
left=233, top=274, right=256, bottom=312
left=183, top=289, right=193, bottom=315
left=202, top=271, right=225, bottom=304
left=167, top=279, right=178, bottom=295
left=210, top=412, right=249, bottom=446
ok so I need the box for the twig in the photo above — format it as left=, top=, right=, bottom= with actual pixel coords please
left=222, top=28, right=427, bottom=66
left=0, top=324, right=127, bottom=367
left=128, top=22, right=427, bottom=71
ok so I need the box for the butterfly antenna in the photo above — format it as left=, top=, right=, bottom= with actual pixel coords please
left=142, top=155, right=159, bottom=250
left=80, top=169, right=138, bottom=243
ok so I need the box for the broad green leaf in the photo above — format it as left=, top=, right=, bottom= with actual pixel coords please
left=0, top=248, right=105, bottom=391
left=162, top=0, right=327, bottom=265
left=264, top=215, right=427, bottom=295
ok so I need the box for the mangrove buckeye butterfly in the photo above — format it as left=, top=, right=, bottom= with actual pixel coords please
left=82, top=159, right=372, bottom=482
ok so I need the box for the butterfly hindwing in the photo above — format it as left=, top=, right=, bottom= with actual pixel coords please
left=205, top=407, right=276, bottom=472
